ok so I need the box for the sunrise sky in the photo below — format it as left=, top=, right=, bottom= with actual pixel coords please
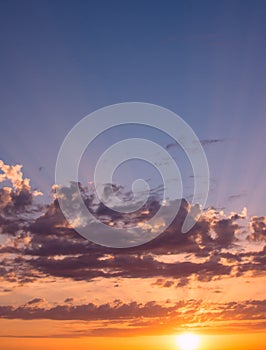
left=0, top=1, right=265, bottom=349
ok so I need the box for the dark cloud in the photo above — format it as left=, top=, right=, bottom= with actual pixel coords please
left=24, top=247, right=238, bottom=282
left=200, top=138, right=224, bottom=146
left=248, top=216, right=266, bottom=241
left=176, top=277, right=190, bottom=287
left=27, top=298, right=46, bottom=305
left=0, top=161, right=265, bottom=287
left=0, top=193, right=263, bottom=285
left=64, top=297, right=74, bottom=303
left=152, top=279, right=175, bottom=288
left=0, top=300, right=176, bottom=321
left=212, top=218, right=237, bottom=246
left=0, top=298, right=265, bottom=335
left=228, top=193, right=246, bottom=201
left=166, top=138, right=224, bottom=149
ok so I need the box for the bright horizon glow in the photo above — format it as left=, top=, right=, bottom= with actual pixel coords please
left=176, top=333, right=200, bottom=350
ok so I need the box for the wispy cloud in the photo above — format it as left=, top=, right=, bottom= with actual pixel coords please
left=166, top=138, right=224, bottom=150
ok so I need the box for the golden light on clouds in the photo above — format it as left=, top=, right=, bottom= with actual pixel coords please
left=0, top=159, right=265, bottom=348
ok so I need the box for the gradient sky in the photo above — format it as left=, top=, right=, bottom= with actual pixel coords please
left=0, top=1, right=265, bottom=350
left=1, top=0, right=266, bottom=212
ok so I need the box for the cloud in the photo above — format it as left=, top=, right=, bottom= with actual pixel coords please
left=248, top=216, right=266, bottom=241
left=166, top=139, right=224, bottom=149
left=23, top=251, right=233, bottom=282
left=228, top=193, right=246, bottom=201
left=0, top=299, right=176, bottom=321
left=0, top=298, right=265, bottom=336
left=0, top=161, right=265, bottom=339
left=1, top=202, right=263, bottom=285
left=0, top=160, right=30, bottom=191
left=200, top=138, right=224, bottom=146
left=26, top=298, right=47, bottom=306
left=0, top=161, right=43, bottom=242
left=151, top=278, right=175, bottom=288
left=0, top=160, right=264, bottom=288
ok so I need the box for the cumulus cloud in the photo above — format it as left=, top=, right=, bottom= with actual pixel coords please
left=0, top=160, right=30, bottom=191
left=248, top=216, right=266, bottom=241
left=0, top=161, right=42, bottom=212
left=0, top=160, right=265, bottom=289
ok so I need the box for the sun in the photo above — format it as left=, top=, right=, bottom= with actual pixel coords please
left=176, top=332, right=200, bottom=350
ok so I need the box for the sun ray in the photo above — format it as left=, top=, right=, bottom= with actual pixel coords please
left=176, top=333, right=200, bottom=350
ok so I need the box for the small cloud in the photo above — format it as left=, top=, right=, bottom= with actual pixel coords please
left=64, top=297, right=75, bottom=303
left=27, top=297, right=46, bottom=306
left=228, top=193, right=246, bottom=201
left=166, top=142, right=178, bottom=150
left=200, top=138, right=224, bottom=146
left=165, top=138, right=224, bottom=150
left=0, top=160, right=42, bottom=214
left=176, top=277, right=189, bottom=288
left=248, top=216, right=266, bottom=241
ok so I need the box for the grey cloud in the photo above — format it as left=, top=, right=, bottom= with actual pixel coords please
left=0, top=161, right=264, bottom=287
left=166, top=138, right=224, bottom=150
left=248, top=216, right=266, bottom=241
left=27, top=298, right=46, bottom=305
left=0, top=298, right=265, bottom=336
left=200, top=138, right=224, bottom=146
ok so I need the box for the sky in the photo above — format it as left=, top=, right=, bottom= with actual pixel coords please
left=0, top=1, right=265, bottom=349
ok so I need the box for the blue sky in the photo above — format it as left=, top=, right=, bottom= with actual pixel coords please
left=1, top=0, right=266, bottom=214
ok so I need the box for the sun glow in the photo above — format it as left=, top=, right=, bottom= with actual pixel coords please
left=176, top=333, right=200, bottom=350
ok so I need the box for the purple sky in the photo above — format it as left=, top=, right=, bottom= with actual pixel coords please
left=1, top=0, right=266, bottom=214
left=0, top=2, right=266, bottom=347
